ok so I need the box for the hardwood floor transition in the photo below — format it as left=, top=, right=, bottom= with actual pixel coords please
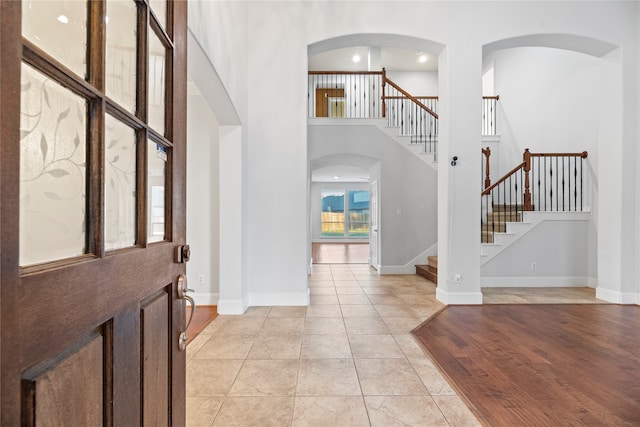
left=412, top=304, right=640, bottom=426
left=311, top=242, right=369, bottom=264
left=186, top=305, right=217, bottom=345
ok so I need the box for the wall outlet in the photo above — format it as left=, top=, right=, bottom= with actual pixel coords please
left=454, top=274, right=461, bottom=283
left=198, top=274, right=204, bottom=284
left=531, top=262, right=537, bottom=270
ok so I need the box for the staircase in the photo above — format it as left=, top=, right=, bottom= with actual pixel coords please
left=415, top=256, right=438, bottom=283
left=482, top=204, right=523, bottom=243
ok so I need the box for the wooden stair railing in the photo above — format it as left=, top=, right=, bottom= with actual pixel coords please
left=481, top=149, right=589, bottom=244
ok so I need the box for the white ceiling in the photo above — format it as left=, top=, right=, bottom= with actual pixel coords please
left=308, top=46, right=438, bottom=72
left=311, top=165, right=370, bottom=183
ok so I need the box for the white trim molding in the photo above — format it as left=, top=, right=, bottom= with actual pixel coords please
left=595, top=288, right=638, bottom=305
left=248, top=291, right=310, bottom=307
left=217, top=299, right=248, bottom=315
left=436, top=288, right=483, bottom=305
left=378, top=244, right=438, bottom=275
left=481, top=276, right=593, bottom=288
left=193, top=292, right=219, bottom=306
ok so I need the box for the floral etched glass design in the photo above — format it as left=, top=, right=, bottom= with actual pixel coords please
left=106, top=0, right=137, bottom=113
left=147, top=140, right=166, bottom=242
left=22, top=0, right=87, bottom=77
left=148, top=27, right=166, bottom=134
left=20, top=63, right=87, bottom=266
left=149, top=0, right=166, bottom=29
left=105, top=115, right=137, bottom=251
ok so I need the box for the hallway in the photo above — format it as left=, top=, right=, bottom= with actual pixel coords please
left=185, top=264, right=478, bottom=426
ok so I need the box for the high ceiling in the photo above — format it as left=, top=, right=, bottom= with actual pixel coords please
left=308, top=46, right=438, bottom=72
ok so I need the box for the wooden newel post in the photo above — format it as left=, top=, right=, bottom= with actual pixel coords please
left=483, top=147, right=491, bottom=189
left=523, top=148, right=532, bottom=211
left=381, top=68, right=386, bottom=118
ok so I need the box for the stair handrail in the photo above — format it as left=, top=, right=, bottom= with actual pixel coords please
left=382, top=68, right=439, bottom=119
left=482, top=149, right=590, bottom=210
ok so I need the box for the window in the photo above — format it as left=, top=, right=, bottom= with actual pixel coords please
left=321, top=189, right=370, bottom=238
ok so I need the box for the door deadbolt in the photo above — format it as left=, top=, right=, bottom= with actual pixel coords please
left=178, top=244, right=191, bottom=263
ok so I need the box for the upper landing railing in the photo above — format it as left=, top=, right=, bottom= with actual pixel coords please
left=307, top=69, right=500, bottom=142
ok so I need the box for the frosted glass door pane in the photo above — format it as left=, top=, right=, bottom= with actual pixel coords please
left=105, top=115, right=137, bottom=250
left=22, top=0, right=87, bottom=77
left=106, top=0, right=137, bottom=113
left=149, top=0, right=166, bottom=29
left=148, top=28, right=166, bottom=134
left=147, top=140, right=166, bottom=242
left=20, top=63, right=87, bottom=266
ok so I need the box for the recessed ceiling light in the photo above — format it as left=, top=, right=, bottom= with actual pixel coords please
left=57, top=14, right=69, bottom=24
left=352, top=54, right=361, bottom=63
left=333, top=176, right=340, bottom=180
left=418, top=55, right=428, bottom=63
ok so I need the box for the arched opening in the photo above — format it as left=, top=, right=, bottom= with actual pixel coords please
left=480, top=34, right=623, bottom=302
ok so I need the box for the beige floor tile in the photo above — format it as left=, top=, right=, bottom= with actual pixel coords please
left=260, top=317, right=305, bottom=336
left=310, top=294, right=340, bottom=305
left=335, top=287, right=365, bottom=295
left=361, top=286, right=394, bottom=295
left=348, top=334, right=404, bottom=359
left=229, top=359, right=298, bottom=396
left=340, top=304, right=380, bottom=318
left=186, top=359, right=244, bottom=396
left=374, top=304, right=421, bottom=318
left=246, top=334, right=302, bottom=359
left=193, top=334, right=256, bottom=360
left=393, top=334, right=428, bottom=358
left=268, top=306, right=307, bottom=317
left=343, top=317, right=390, bottom=335
left=186, top=396, right=224, bottom=427
left=333, top=279, right=359, bottom=286
left=355, top=358, right=428, bottom=396
left=217, top=317, right=266, bottom=335
left=306, top=304, right=342, bottom=317
left=303, top=317, right=346, bottom=334
left=382, top=317, right=422, bottom=334
left=243, top=306, right=272, bottom=317
left=309, top=280, right=335, bottom=288
left=337, top=294, right=372, bottom=305
left=212, top=396, right=294, bottom=427
left=296, top=359, right=362, bottom=396
left=186, top=333, right=213, bottom=361
left=200, top=317, right=228, bottom=335
left=292, top=396, right=370, bottom=427
left=365, top=395, right=449, bottom=427
left=366, top=294, right=406, bottom=305
left=309, top=287, right=337, bottom=295
left=300, top=334, right=352, bottom=359
left=407, top=304, right=443, bottom=320
left=408, top=357, right=457, bottom=395
left=432, top=395, right=483, bottom=427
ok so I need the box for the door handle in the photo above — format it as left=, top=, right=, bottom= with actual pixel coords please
left=177, top=274, right=196, bottom=351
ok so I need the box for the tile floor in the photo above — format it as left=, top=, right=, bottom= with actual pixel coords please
left=186, top=264, right=600, bottom=426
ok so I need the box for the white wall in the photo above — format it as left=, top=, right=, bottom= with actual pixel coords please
left=485, top=47, right=601, bottom=178
left=482, top=219, right=590, bottom=286
left=385, top=70, right=439, bottom=95
left=186, top=89, right=220, bottom=305
left=188, top=0, right=639, bottom=307
left=310, top=181, right=370, bottom=242
left=309, top=125, right=437, bottom=270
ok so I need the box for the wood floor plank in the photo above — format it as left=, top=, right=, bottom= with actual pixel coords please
left=412, top=304, right=640, bottom=427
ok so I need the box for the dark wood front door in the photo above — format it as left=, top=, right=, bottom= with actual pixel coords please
left=1, top=1, right=188, bottom=425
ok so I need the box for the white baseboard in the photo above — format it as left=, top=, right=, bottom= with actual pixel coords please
left=378, top=244, right=438, bottom=275
left=595, top=287, right=638, bottom=304
left=248, top=291, right=310, bottom=307
left=436, top=288, right=483, bottom=305
left=193, top=292, right=219, bottom=306
left=481, top=276, right=591, bottom=287
left=217, top=299, right=248, bottom=315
